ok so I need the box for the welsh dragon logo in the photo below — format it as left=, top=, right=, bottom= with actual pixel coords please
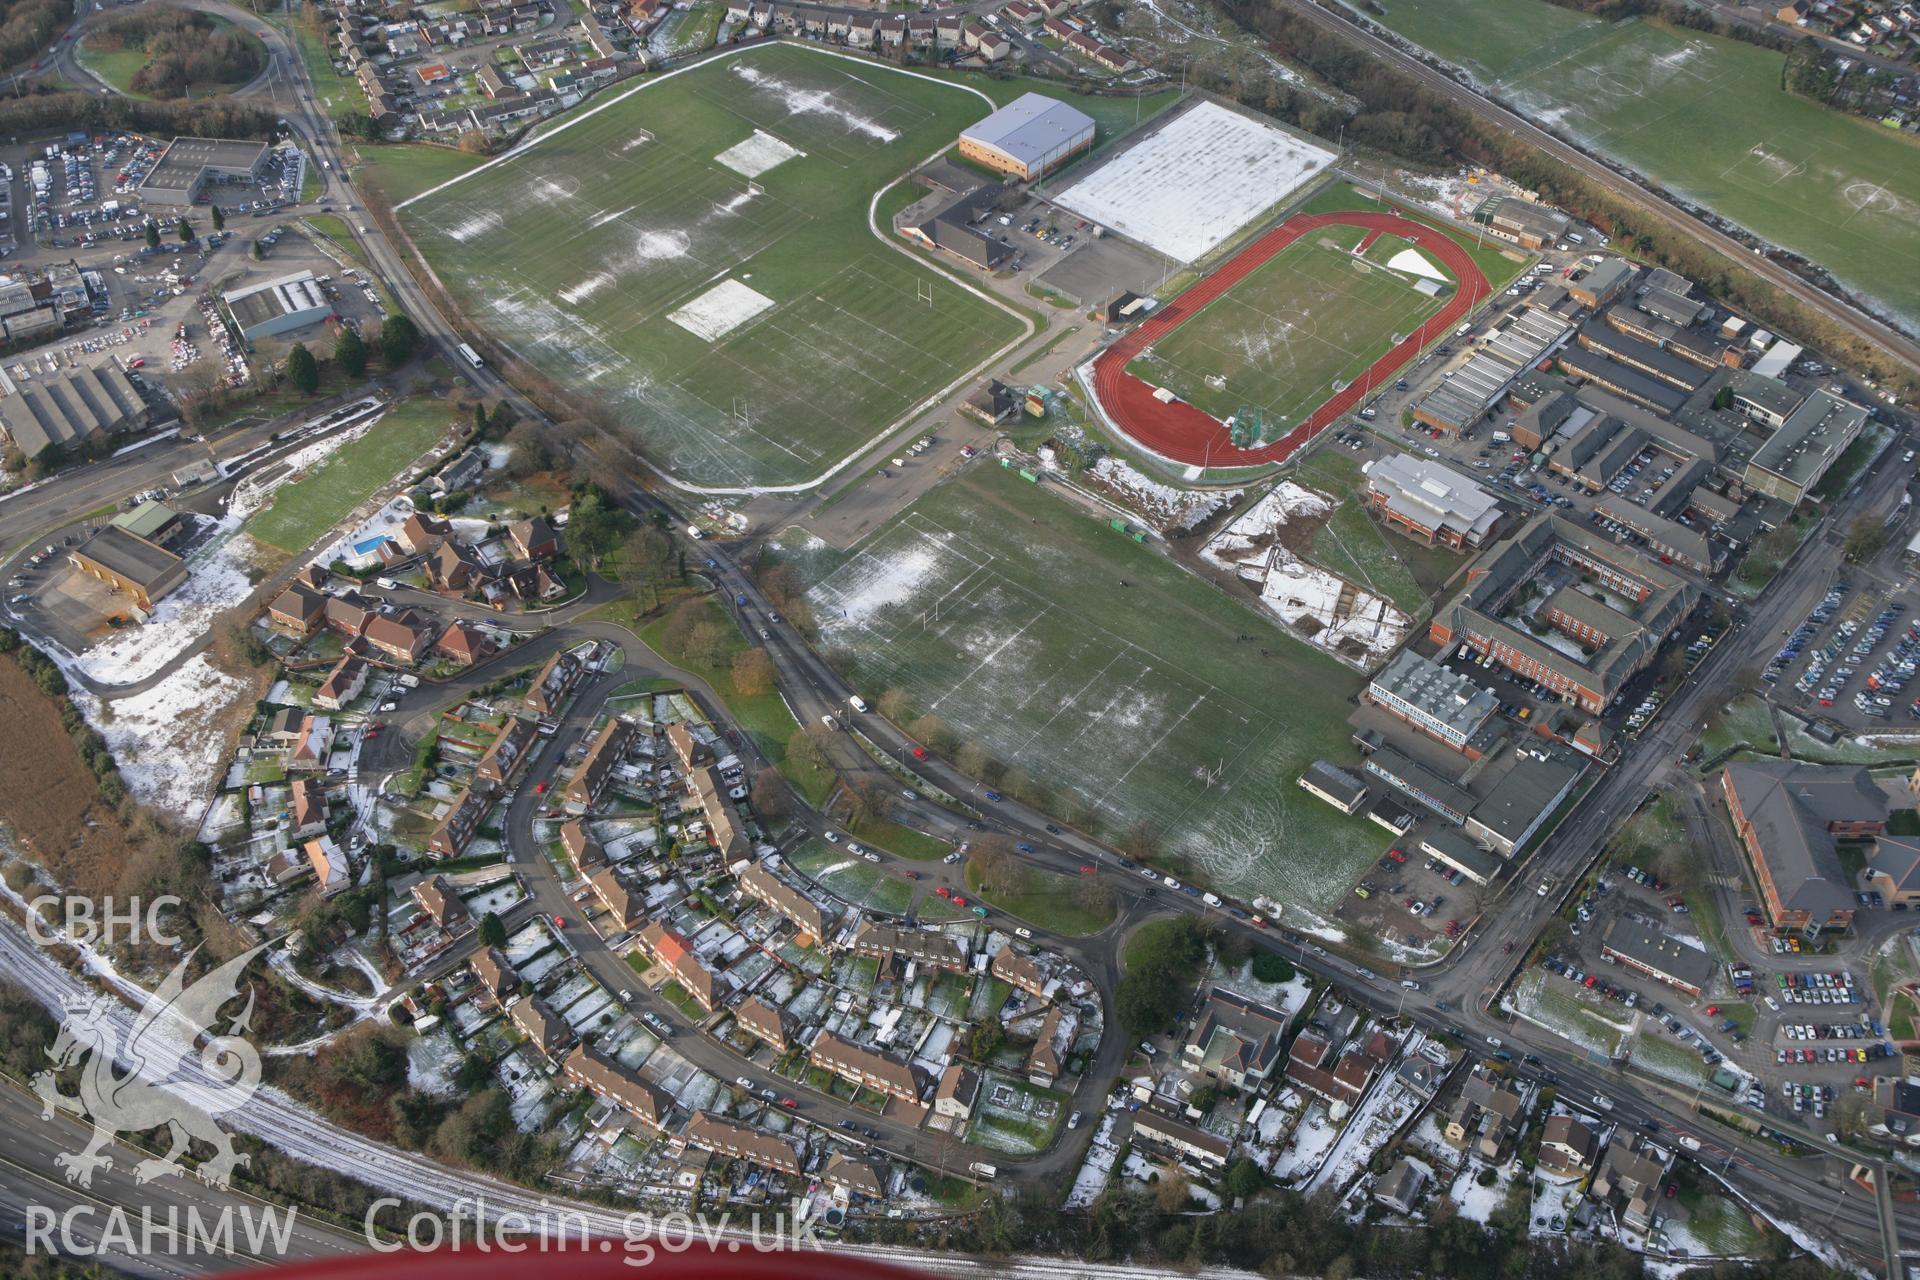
left=31, top=945, right=267, bottom=1190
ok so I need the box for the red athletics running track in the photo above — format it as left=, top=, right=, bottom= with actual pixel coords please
left=1089, top=210, right=1491, bottom=469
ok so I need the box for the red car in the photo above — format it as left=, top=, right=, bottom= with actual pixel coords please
left=1705, top=1005, right=1719, bottom=1016
left=534, top=780, right=547, bottom=795
left=900, top=870, right=920, bottom=880
left=910, top=746, right=928, bottom=760
left=935, top=886, right=952, bottom=899
left=1386, top=849, right=1407, bottom=864
left=1079, top=864, right=1096, bottom=875
left=552, top=916, right=566, bottom=929
left=952, top=896, right=967, bottom=908
left=780, top=1098, right=798, bottom=1109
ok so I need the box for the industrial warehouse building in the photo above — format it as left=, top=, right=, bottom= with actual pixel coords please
left=223, top=271, right=334, bottom=343
left=957, top=92, right=1095, bottom=180
left=1412, top=306, right=1572, bottom=435
left=135, top=138, right=271, bottom=208
left=68, top=525, right=187, bottom=613
left=0, top=360, right=149, bottom=462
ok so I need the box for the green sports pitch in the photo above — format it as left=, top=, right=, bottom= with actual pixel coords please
left=396, top=44, right=1026, bottom=491
left=1125, top=227, right=1450, bottom=430
left=786, top=464, right=1383, bottom=917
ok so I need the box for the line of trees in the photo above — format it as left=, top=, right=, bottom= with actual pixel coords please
left=0, top=0, right=71, bottom=74
left=0, top=84, right=278, bottom=139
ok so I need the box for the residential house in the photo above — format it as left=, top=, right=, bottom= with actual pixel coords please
left=508, top=515, right=561, bottom=562
left=809, top=1030, right=924, bottom=1105
left=1182, top=990, right=1290, bottom=1090
left=509, top=995, right=575, bottom=1058
left=424, top=539, right=484, bottom=595
left=738, top=863, right=827, bottom=944
left=845, top=921, right=968, bottom=972
left=666, top=722, right=710, bottom=771
left=560, top=818, right=605, bottom=870
left=1374, top=1157, right=1428, bottom=1214
left=821, top=1152, right=886, bottom=1200
left=470, top=946, right=516, bottom=1003
left=322, top=591, right=373, bottom=637
left=682, top=1112, right=802, bottom=1176
left=991, top=947, right=1050, bottom=999
left=397, top=512, right=451, bottom=555
left=428, top=787, right=491, bottom=858
left=287, top=713, right=335, bottom=772
left=475, top=715, right=539, bottom=787
left=268, top=583, right=326, bottom=635
left=563, top=1043, right=673, bottom=1128
left=1592, top=1135, right=1669, bottom=1230
left=1539, top=1114, right=1600, bottom=1176
left=411, top=875, right=469, bottom=929
left=1130, top=1111, right=1231, bottom=1170
left=526, top=649, right=584, bottom=716
left=313, top=655, right=368, bottom=711
left=289, top=778, right=327, bottom=839
left=564, top=717, right=637, bottom=813
left=1026, top=1005, right=1066, bottom=1086
left=435, top=620, right=493, bottom=666
left=304, top=837, right=350, bottom=896
left=1286, top=1029, right=1390, bottom=1109
left=361, top=611, right=437, bottom=665
left=934, top=1063, right=978, bottom=1121
left=734, top=995, right=795, bottom=1052
left=590, top=867, right=646, bottom=932
left=636, top=922, right=717, bottom=1009
left=1445, top=1067, right=1525, bottom=1159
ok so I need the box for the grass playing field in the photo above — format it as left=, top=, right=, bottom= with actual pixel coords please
left=784, top=464, right=1385, bottom=918
left=395, top=43, right=1028, bottom=492
left=1125, top=224, right=1449, bottom=428
left=246, top=399, right=455, bottom=554
left=1368, top=0, right=1920, bottom=327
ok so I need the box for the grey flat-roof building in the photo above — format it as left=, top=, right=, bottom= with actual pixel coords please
left=1464, top=743, right=1584, bottom=855
left=1420, top=827, right=1505, bottom=885
left=1, top=360, right=148, bottom=461
left=223, top=271, right=333, bottom=342
left=958, top=92, right=1095, bottom=181
left=1744, top=388, right=1871, bottom=506
left=1366, top=649, right=1498, bottom=755
left=136, top=138, right=269, bottom=207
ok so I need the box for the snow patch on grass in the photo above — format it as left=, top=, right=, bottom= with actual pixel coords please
left=716, top=129, right=804, bottom=178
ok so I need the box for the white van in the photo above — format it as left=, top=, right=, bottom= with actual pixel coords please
left=686, top=524, right=704, bottom=540
left=847, top=694, right=869, bottom=713
left=1202, top=892, right=1222, bottom=907
left=820, top=713, right=836, bottom=730
left=375, top=576, right=397, bottom=590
